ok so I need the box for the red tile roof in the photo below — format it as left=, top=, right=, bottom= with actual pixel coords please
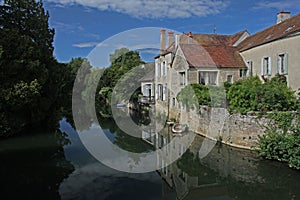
left=238, top=13, right=300, bottom=51
left=180, top=44, right=245, bottom=68
left=159, top=30, right=248, bottom=68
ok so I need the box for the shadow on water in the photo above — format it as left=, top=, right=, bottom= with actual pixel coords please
left=0, top=127, right=75, bottom=199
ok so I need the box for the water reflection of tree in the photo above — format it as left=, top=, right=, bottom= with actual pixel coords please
left=99, top=117, right=154, bottom=154
left=0, top=129, right=74, bottom=199
left=177, top=149, right=219, bottom=185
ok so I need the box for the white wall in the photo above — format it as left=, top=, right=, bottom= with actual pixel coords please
left=240, top=34, right=300, bottom=92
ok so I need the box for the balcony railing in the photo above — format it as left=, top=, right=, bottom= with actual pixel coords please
left=138, top=96, right=155, bottom=104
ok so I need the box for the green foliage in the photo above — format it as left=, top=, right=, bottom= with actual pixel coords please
left=260, top=75, right=297, bottom=112
left=177, top=85, right=199, bottom=110
left=97, top=49, right=145, bottom=107
left=177, top=84, right=226, bottom=109
left=0, top=0, right=75, bottom=136
left=258, top=111, right=300, bottom=170
left=4, top=79, right=41, bottom=109
left=227, top=76, right=263, bottom=114
left=267, top=112, right=294, bottom=134
left=109, top=48, right=130, bottom=63
left=258, top=130, right=300, bottom=170
left=227, top=75, right=297, bottom=114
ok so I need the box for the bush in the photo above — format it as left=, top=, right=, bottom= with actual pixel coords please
left=227, top=75, right=297, bottom=114
left=258, top=111, right=300, bottom=170
left=177, top=84, right=226, bottom=109
left=258, top=130, right=300, bottom=169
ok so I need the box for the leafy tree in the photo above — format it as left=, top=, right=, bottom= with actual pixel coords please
left=109, top=47, right=130, bottom=63
left=0, top=0, right=70, bottom=136
left=97, top=49, right=145, bottom=107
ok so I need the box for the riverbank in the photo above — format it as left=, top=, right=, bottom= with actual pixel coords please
left=165, top=105, right=268, bottom=150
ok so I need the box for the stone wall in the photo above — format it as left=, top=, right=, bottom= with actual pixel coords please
left=169, top=106, right=270, bottom=149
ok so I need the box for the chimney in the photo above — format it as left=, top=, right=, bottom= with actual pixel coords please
left=187, top=32, right=193, bottom=44
left=175, top=34, right=180, bottom=47
left=277, top=10, right=291, bottom=24
left=160, top=28, right=166, bottom=54
left=167, top=31, right=174, bottom=48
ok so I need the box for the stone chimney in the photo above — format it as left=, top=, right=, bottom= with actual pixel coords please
left=167, top=31, right=174, bottom=48
left=160, top=28, right=166, bottom=54
left=187, top=32, right=193, bottom=44
left=277, top=10, right=291, bottom=24
left=175, top=34, right=180, bottom=47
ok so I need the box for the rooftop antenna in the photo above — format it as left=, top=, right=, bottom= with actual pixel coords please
left=213, top=24, right=217, bottom=35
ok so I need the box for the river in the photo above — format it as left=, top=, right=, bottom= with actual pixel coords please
left=0, top=117, right=299, bottom=200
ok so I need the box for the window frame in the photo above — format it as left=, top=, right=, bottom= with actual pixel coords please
left=179, top=71, right=186, bottom=86
left=199, top=71, right=218, bottom=85
left=277, top=53, right=288, bottom=75
left=227, top=74, right=233, bottom=83
left=261, top=56, right=272, bottom=76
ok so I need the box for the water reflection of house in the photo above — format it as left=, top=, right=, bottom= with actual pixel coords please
left=142, top=128, right=264, bottom=200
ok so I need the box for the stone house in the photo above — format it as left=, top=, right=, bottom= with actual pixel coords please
left=154, top=28, right=249, bottom=109
left=238, top=11, right=300, bottom=92
left=143, top=11, right=300, bottom=115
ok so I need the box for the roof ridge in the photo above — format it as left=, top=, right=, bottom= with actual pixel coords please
left=238, top=12, right=300, bottom=51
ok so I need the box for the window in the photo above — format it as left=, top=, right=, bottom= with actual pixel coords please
left=261, top=57, right=271, bottom=76
left=278, top=53, right=288, bottom=75
left=199, top=71, right=217, bottom=85
left=172, top=98, right=176, bottom=107
left=247, top=61, right=253, bottom=76
left=179, top=72, right=186, bottom=86
left=163, top=84, right=167, bottom=101
left=158, top=84, right=163, bottom=100
left=227, top=75, right=233, bottom=83
left=162, top=61, right=166, bottom=77
left=240, top=69, right=247, bottom=78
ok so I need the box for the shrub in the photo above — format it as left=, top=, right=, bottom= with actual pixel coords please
left=258, top=111, right=300, bottom=170
left=227, top=75, right=297, bottom=114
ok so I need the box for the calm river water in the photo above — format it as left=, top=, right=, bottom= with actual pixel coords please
left=0, top=117, right=299, bottom=200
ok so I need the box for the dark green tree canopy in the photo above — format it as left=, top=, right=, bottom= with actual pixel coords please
left=0, top=0, right=55, bottom=85
left=0, top=0, right=70, bottom=136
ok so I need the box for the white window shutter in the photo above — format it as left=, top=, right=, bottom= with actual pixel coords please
left=261, top=58, right=264, bottom=76
left=284, top=53, right=288, bottom=74
left=162, top=85, right=166, bottom=101
left=276, top=55, right=279, bottom=75
left=268, top=57, right=272, bottom=76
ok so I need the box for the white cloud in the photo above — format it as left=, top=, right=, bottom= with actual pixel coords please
left=254, top=0, right=300, bottom=10
left=46, top=0, right=228, bottom=18
left=73, top=42, right=100, bottom=48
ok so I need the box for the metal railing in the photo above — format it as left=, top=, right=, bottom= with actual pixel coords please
left=138, top=96, right=155, bottom=104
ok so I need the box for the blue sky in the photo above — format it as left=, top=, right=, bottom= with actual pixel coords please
left=43, top=0, right=300, bottom=66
